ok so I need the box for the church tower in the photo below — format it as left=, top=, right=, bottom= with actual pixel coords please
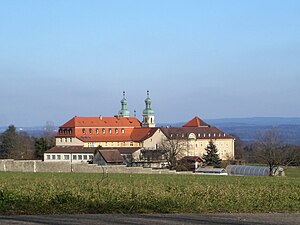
left=142, top=90, right=155, bottom=127
left=118, top=91, right=130, bottom=117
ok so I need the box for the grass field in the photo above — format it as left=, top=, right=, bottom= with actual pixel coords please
left=0, top=168, right=299, bottom=215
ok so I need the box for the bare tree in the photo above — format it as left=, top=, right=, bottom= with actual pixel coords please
left=255, top=128, right=296, bottom=176
left=159, top=137, right=188, bottom=170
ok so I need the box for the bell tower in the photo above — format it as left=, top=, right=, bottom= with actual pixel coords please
left=118, top=91, right=130, bottom=117
left=142, top=90, right=155, bottom=127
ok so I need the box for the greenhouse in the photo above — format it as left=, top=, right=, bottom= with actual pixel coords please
left=225, top=165, right=285, bottom=176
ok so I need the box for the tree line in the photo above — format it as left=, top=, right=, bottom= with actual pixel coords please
left=0, top=124, right=55, bottom=160
left=234, top=128, right=300, bottom=170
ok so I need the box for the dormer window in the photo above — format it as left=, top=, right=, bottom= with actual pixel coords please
left=208, top=133, right=211, bottom=137
left=198, top=134, right=200, bottom=137
left=64, top=129, right=67, bottom=134
left=109, top=128, right=112, bottom=134
left=115, top=128, right=118, bottom=134
left=69, top=129, right=72, bottom=134
left=59, top=129, right=62, bottom=134
left=96, top=128, right=99, bottom=134
left=121, top=128, right=125, bottom=134
left=213, top=133, right=216, bottom=137
left=102, top=128, right=106, bottom=134
left=82, top=129, right=86, bottom=134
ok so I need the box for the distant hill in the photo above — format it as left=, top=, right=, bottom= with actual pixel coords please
left=1, top=117, right=300, bottom=145
left=158, top=117, right=300, bottom=145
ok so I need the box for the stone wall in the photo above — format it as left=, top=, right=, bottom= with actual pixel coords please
left=0, top=159, right=189, bottom=174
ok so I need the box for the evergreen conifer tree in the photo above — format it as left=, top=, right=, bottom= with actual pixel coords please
left=203, top=140, right=221, bottom=167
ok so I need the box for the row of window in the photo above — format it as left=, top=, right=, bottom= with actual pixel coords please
left=46, top=154, right=70, bottom=160
left=83, top=128, right=125, bottom=135
left=59, top=128, right=127, bottom=135
left=46, top=154, right=93, bottom=161
left=170, top=133, right=226, bottom=138
left=59, top=138, right=72, bottom=143
left=87, top=141, right=138, bottom=147
left=59, top=129, right=73, bottom=135
left=177, top=142, right=229, bottom=148
left=183, top=150, right=229, bottom=157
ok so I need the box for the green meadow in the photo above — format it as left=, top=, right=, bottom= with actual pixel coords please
left=0, top=167, right=299, bottom=215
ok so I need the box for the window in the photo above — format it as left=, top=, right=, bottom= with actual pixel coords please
left=78, top=155, right=82, bottom=160
left=117, top=142, right=120, bottom=147
left=198, top=134, right=200, bottom=137
left=105, top=142, right=108, bottom=147
left=88, top=155, right=93, bottom=160
left=65, top=138, right=67, bottom=142
left=112, top=142, right=114, bottom=147
left=208, top=133, right=211, bottom=137
left=89, top=128, right=92, bottom=134
left=52, top=155, right=56, bottom=160
left=123, top=142, right=126, bottom=147
left=109, top=128, right=112, bottom=134
left=115, top=128, right=118, bottom=134
left=60, top=138, right=62, bottom=142
left=64, top=155, right=69, bottom=160
left=73, top=155, right=77, bottom=160
left=102, top=128, right=105, bottom=134
left=46, top=155, right=50, bottom=160
left=83, top=155, right=87, bottom=160
left=59, top=129, right=62, bottom=134
left=130, top=141, right=133, bottom=147
left=70, top=138, right=72, bottom=142
left=69, top=129, right=72, bottom=134
left=88, top=142, right=94, bottom=147
left=82, top=128, right=86, bottom=134
left=64, top=129, right=67, bottom=134
left=96, top=128, right=99, bottom=134
left=57, top=155, right=61, bottom=160
left=121, top=128, right=125, bottom=134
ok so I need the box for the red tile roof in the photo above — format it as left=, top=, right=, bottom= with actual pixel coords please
left=182, top=116, right=209, bottom=127
left=61, top=116, right=141, bottom=128
left=130, top=127, right=159, bottom=142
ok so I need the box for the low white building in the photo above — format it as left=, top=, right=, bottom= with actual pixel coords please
left=44, top=146, right=95, bottom=163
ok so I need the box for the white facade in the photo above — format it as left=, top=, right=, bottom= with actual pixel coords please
left=44, top=153, right=93, bottom=163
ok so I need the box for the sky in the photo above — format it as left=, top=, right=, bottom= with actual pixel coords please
left=0, top=0, right=299, bottom=127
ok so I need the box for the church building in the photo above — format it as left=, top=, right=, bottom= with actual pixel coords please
left=44, top=91, right=235, bottom=165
